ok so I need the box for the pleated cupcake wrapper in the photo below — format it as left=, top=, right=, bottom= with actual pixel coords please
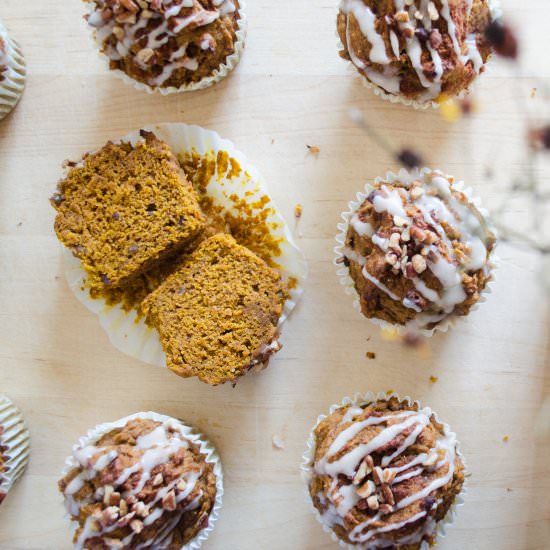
left=0, top=20, right=26, bottom=121
left=61, top=411, right=223, bottom=550
left=334, top=167, right=498, bottom=338
left=0, top=395, right=30, bottom=503
left=87, top=1, right=247, bottom=95
left=300, top=391, right=468, bottom=550
left=62, top=122, right=307, bottom=368
left=338, top=0, right=502, bottom=110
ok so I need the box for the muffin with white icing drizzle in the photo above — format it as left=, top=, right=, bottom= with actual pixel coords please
left=340, top=169, right=496, bottom=332
left=306, top=395, right=465, bottom=549
left=337, top=0, right=494, bottom=105
left=59, top=414, right=221, bottom=549
left=84, top=0, right=244, bottom=92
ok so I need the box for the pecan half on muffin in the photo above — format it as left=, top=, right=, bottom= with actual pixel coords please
left=84, top=0, right=244, bottom=91
left=342, top=169, right=496, bottom=331
left=307, top=396, right=465, bottom=549
left=337, top=0, right=494, bottom=104
left=59, top=416, right=220, bottom=549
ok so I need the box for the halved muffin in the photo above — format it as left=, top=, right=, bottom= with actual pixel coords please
left=51, top=130, right=205, bottom=297
left=141, top=233, right=288, bottom=385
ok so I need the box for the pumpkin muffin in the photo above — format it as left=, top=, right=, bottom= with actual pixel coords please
left=341, top=169, right=496, bottom=331
left=51, top=130, right=205, bottom=297
left=307, top=395, right=464, bottom=549
left=337, top=0, right=494, bottom=104
left=141, top=233, right=288, bottom=385
left=84, top=0, right=244, bottom=91
left=59, top=415, right=220, bottom=549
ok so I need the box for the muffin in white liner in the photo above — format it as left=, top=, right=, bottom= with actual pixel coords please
left=59, top=411, right=223, bottom=550
left=0, top=20, right=26, bottom=120
left=301, top=392, right=467, bottom=550
left=84, top=0, right=247, bottom=95
left=335, top=167, right=497, bottom=337
left=0, top=395, right=30, bottom=505
left=336, top=0, right=501, bottom=110
left=60, top=123, right=307, bottom=369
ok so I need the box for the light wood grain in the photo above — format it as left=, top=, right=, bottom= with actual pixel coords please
left=0, top=1, right=549, bottom=549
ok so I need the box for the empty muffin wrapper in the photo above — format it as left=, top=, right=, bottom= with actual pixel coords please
left=62, top=123, right=308, bottom=368
left=337, top=0, right=502, bottom=110
left=300, top=391, right=467, bottom=550
left=0, top=20, right=26, bottom=121
left=334, top=167, right=498, bottom=338
left=61, top=411, right=223, bottom=550
left=0, top=395, right=30, bottom=504
left=86, top=1, right=247, bottom=95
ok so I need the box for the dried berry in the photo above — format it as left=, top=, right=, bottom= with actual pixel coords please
left=396, top=148, right=422, bottom=169
left=485, top=20, right=518, bottom=59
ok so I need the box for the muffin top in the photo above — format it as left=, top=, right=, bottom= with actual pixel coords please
left=309, top=396, right=464, bottom=549
left=337, top=0, right=493, bottom=102
left=84, top=0, right=241, bottom=89
left=343, top=169, right=496, bottom=330
left=59, top=417, right=217, bottom=550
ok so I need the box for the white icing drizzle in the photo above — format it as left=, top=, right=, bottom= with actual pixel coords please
left=340, top=0, right=490, bottom=100
left=346, top=170, right=493, bottom=330
left=313, top=403, right=459, bottom=548
left=88, top=0, right=237, bottom=86
left=63, top=418, right=205, bottom=550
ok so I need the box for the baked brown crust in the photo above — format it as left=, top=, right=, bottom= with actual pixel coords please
left=309, top=397, right=465, bottom=549
left=337, top=0, right=493, bottom=102
left=51, top=131, right=205, bottom=296
left=84, top=0, right=242, bottom=89
left=343, top=170, right=496, bottom=330
left=141, top=233, right=288, bottom=385
left=59, top=417, right=218, bottom=549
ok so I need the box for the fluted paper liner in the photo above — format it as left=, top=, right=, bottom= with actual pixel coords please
left=61, top=411, right=223, bottom=550
left=0, top=20, right=26, bottom=120
left=61, top=122, right=307, bottom=368
left=86, top=1, right=247, bottom=95
left=301, top=392, right=467, bottom=550
left=334, top=167, right=498, bottom=337
left=337, top=0, right=502, bottom=110
left=0, top=395, right=30, bottom=503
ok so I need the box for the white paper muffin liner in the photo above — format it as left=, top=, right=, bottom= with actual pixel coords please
left=301, top=391, right=467, bottom=550
left=334, top=167, right=498, bottom=338
left=61, top=122, right=307, bottom=368
left=60, top=411, right=223, bottom=550
left=86, top=1, right=247, bottom=95
left=0, top=20, right=26, bottom=121
left=337, top=0, right=501, bottom=110
left=0, top=395, right=30, bottom=504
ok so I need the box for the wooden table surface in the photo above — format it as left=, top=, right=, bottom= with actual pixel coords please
left=0, top=1, right=549, bottom=549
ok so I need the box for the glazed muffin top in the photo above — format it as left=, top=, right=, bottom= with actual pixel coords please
left=309, top=396, right=465, bottom=549
left=59, top=417, right=218, bottom=550
left=343, top=169, right=496, bottom=330
left=84, top=0, right=242, bottom=89
left=337, top=0, right=494, bottom=102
